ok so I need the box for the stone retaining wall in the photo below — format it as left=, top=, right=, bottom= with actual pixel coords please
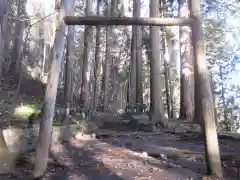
left=3, top=124, right=84, bottom=153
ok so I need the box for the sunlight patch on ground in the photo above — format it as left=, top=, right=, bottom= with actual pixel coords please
left=14, top=104, right=38, bottom=118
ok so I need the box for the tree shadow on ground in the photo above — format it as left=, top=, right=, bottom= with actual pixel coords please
left=49, top=140, right=126, bottom=180
left=49, top=125, right=202, bottom=179
left=55, top=139, right=203, bottom=180
left=95, top=132, right=239, bottom=179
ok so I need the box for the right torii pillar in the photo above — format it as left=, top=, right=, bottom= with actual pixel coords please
left=189, top=0, right=223, bottom=178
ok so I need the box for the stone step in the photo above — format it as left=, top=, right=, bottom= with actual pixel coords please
left=2, top=124, right=86, bottom=153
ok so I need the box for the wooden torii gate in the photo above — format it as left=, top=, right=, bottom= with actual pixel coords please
left=34, top=0, right=222, bottom=179
left=64, top=13, right=224, bottom=179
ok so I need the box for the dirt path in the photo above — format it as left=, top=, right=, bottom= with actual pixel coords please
left=96, top=131, right=240, bottom=177
left=0, top=99, right=239, bottom=180
left=1, top=131, right=239, bottom=180
left=46, top=138, right=203, bottom=180
left=46, top=129, right=240, bottom=180
left=2, top=137, right=203, bottom=180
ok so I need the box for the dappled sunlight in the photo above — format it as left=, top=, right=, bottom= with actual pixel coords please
left=82, top=129, right=240, bottom=177
left=182, top=64, right=194, bottom=77
left=14, top=104, right=38, bottom=118
left=67, top=136, right=203, bottom=179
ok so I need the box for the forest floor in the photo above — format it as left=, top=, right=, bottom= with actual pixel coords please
left=1, top=116, right=240, bottom=180
left=0, top=75, right=240, bottom=180
left=3, top=127, right=239, bottom=180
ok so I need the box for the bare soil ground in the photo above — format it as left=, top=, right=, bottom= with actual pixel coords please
left=0, top=75, right=239, bottom=180
left=4, top=129, right=239, bottom=180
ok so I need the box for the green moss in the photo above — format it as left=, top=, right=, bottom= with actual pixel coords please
left=14, top=104, right=38, bottom=118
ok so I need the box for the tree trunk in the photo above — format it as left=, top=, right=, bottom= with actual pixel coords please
left=129, top=0, right=142, bottom=105
left=164, top=29, right=176, bottom=118
left=219, top=67, right=227, bottom=124
left=0, top=20, right=4, bottom=78
left=102, top=0, right=112, bottom=112
left=164, top=67, right=171, bottom=117
left=179, top=73, right=186, bottom=118
left=33, top=0, right=68, bottom=178
left=79, top=0, right=93, bottom=114
left=0, top=0, right=7, bottom=78
left=150, top=0, right=166, bottom=129
left=159, top=1, right=172, bottom=118
left=40, top=31, right=45, bottom=79
left=163, top=41, right=171, bottom=118
left=0, top=0, right=6, bottom=19
left=63, top=0, right=75, bottom=123
left=91, top=0, right=101, bottom=117
left=134, top=0, right=143, bottom=105
left=11, top=0, right=26, bottom=73
left=179, top=0, right=194, bottom=121
left=126, top=72, right=130, bottom=103
left=2, top=3, right=10, bottom=69
left=129, top=20, right=137, bottom=104
left=190, top=0, right=222, bottom=177
left=142, top=31, right=152, bottom=111
left=210, top=74, right=219, bottom=132
left=159, top=0, right=171, bottom=119
left=169, top=76, right=175, bottom=118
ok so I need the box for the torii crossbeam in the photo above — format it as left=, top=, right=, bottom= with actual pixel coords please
left=64, top=16, right=193, bottom=26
